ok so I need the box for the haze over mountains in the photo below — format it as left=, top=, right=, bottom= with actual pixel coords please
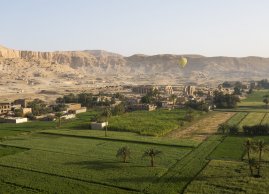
left=1, top=44, right=269, bottom=98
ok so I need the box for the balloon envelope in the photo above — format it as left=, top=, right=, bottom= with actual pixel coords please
left=178, top=57, right=188, bottom=68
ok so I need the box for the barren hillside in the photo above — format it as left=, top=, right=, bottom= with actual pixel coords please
left=1, top=44, right=269, bottom=100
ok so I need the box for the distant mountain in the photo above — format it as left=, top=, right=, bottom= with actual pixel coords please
left=1, top=44, right=269, bottom=82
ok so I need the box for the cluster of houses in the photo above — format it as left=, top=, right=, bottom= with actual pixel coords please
left=0, top=98, right=86, bottom=124
left=0, top=80, right=255, bottom=125
left=0, top=100, right=32, bottom=123
left=126, top=81, right=254, bottom=111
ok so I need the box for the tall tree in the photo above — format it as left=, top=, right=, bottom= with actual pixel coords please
left=116, top=146, right=131, bottom=163
left=55, top=112, right=63, bottom=128
left=142, top=148, right=162, bottom=167
left=263, top=95, right=269, bottom=109
left=170, top=94, right=177, bottom=108
left=254, top=140, right=265, bottom=177
left=102, top=107, right=112, bottom=137
left=244, top=138, right=254, bottom=176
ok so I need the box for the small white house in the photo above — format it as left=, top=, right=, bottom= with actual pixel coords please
left=90, top=122, right=108, bottom=130
left=0, top=117, right=28, bottom=124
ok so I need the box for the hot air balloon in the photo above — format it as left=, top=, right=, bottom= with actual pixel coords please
left=178, top=57, right=188, bottom=69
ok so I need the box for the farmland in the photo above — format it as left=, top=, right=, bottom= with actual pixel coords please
left=226, top=112, right=247, bottom=125
left=108, top=109, right=203, bottom=136
left=1, top=90, right=269, bottom=193
left=239, top=112, right=265, bottom=127
left=0, top=106, right=234, bottom=193
left=185, top=160, right=269, bottom=194
left=237, top=89, right=269, bottom=112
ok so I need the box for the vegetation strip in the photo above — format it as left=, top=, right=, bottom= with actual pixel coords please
left=40, top=131, right=195, bottom=148
left=145, top=136, right=222, bottom=194
left=0, top=164, right=142, bottom=193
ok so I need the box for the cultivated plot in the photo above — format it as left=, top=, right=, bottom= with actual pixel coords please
left=184, top=160, right=269, bottom=194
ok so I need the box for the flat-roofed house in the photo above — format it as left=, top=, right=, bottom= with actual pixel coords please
left=0, top=103, right=11, bottom=115
left=66, top=103, right=87, bottom=114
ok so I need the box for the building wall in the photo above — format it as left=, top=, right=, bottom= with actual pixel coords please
left=22, top=108, right=32, bottom=116
left=132, top=86, right=158, bottom=94
left=66, top=103, right=82, bottom=111
left=69, top=107, right=87, bottom=114
left=0, top=103, right=11, bottom=114
left=184, top=86, right=196, bottom=96
left=0, top=117, right=28, bottom=123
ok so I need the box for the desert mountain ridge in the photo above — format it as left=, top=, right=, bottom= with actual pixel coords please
left=1, top=44, right=269, bottom=90
left=1, top=44, right=269, bottom=101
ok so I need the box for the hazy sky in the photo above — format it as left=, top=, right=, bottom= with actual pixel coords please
left=1, top=0, right=268, bottom=57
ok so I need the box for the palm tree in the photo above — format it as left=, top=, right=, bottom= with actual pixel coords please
left=244, top=138, right=254, bottom=176
left=254, top=139, right=265, bottom=177
left=170, top=94, right=177, bottom=108
left=55, top=112, right=63, bottom=128
left=263, top=95, right=269, bottom=109
left=142, top=148, right=162, bottom=167
left=102, top=107, right=112, bottom=137
left=116, top=146, right=131, bottom=163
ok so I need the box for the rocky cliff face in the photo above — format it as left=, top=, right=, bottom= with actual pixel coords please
left=1, top=45, right=269, bottom=81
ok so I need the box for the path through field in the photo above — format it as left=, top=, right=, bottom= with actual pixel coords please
left=166, top=112, right=234, bottom=141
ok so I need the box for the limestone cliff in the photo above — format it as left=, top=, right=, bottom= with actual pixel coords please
left=1, top=44, right=269, bottom=81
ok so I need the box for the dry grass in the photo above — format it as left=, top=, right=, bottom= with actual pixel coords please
left=166, top=112, right=234, bottom=141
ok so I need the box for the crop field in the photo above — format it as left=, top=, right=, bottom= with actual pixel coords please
left=146, top=135, right=223, bottom=194
left=0, top=133, right=193, bottom=193
left=226, top=112, right=248, bottom=125
left=236, top=90, right=269, bottom=112
left=184, top=160, right=269, bottom=194
left=41, top=129, right=200, bottom=147
left=108, top=109, right=203, bottom=136
left=261, top=113, right=269, bottom=125
left=1, top=92, right=269, bottom=194
left=239, top=112, right=265, bottom=127
left=0, top=109, right=203, bottom=139
left=210, top=136, right=269, bottom=161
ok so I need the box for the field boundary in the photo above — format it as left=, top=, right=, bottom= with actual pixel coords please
left=40, top=131, right=195, bottom=148
left=0, top=179, right=44, bottom=193
left=237, top=112, right=249, bottom=126
left=260, top=113, right=268, bottom=124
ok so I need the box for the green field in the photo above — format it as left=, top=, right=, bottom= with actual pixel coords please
left=210, top=136, right=269, bottom=161
left=237, top=90, right=269, bottom=112
left=41, top=129, right=200, bottom=147
left=1, top=90, right=269, bottom=193
left=239, top=112, right=265, bottom=127
left=261, top=113, right=269, bottom=125
left=226, top=112, right=248, bottom=125
left=108, top=109, right=203, bottom=136
left=0, top=132, right=192, bottom=193
left=185, top=160, right=269, bottom=194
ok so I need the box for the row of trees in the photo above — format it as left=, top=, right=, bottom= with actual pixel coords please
left=243, top=124, right=269, bottom=136
left=218, top=123, right=240, bottom=135
left=56, top=92, right=121, bottom=108
left=185, top=100, right=211, bottom=112
left=218, top=123, right=269, bottom=136
left=116, top=146, right=162, bottom=167
left=244, top=139, right=267, bottom=177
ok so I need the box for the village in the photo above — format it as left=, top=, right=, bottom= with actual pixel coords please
left=0, top=80, right=258, bottom=125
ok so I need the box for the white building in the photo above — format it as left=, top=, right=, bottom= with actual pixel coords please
left=0, top=117, right=28, bottom=124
